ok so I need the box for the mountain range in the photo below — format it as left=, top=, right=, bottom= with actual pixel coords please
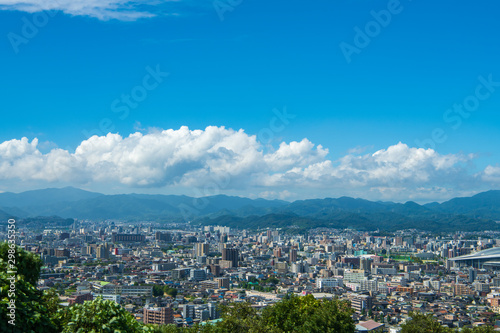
left=1, top=187, right=500, bottom=232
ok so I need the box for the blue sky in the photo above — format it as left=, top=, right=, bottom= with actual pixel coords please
left=0, top=0, right=499, bottom=202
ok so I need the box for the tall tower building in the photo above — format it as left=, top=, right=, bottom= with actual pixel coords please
left=220, top=233, right=228, bottom=243
left=96, top=244, right=110, bottom=259
left=222, top=248, right=239, bottom=268
left=195, top=243, right=209, bottom=258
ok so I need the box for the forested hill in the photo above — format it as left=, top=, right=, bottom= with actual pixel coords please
left=1, top=187, right=500, bottom=232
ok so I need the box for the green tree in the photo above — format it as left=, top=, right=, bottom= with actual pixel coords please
left=57, top=297, right=151, bottom=333
left=261, top=294, right=355, bottom=333
left=152, top=285, right=178, bottom=298
left=401, top=312, right=452, bottom=333
left=153, top=285, right=164, bottom=297
left=42, top=288, right=63, bottom=314
left=165, top=287, right=178, bottom=298
left=0, top=241, right=42, bottom=285
left=209, top=302, right=265, bottom=333
left=0, top=242, right=59, bottom=333
left=410, top=256, right=424, bottom=264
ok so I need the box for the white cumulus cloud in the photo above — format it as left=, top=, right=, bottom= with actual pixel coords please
left=481, top=165, right=500, bottom=184
left=0, top=127, right=493, bottom=201
left=258, top=142, right=472, bottom=189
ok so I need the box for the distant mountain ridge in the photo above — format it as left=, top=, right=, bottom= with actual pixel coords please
left=424, top=190, right=500, bottom=220
left=1, top=187, right=500, bottom=232
left=0, top=208, right=14, bottom=220
left=0, top=187, right=102, bottom=207
left=0, top=187, right=288, bottom=220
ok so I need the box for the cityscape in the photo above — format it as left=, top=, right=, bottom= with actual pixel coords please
left=3, top=194, right=500, bottom=331
left=2, top=0, right=500, bottom=332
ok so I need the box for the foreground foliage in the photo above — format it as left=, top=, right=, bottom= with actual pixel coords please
left=0, top=242, right=59, bottom=332
left=57, top=297, right=150, bottom=333
left=261, top=294, right=355, bottom=333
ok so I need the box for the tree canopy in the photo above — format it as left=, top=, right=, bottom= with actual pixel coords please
left=57, top=297, right=150, bottom=333
left=0, top=241, right=42, bottom=285
left=261, top=294, right=355, bottom=333
left=0, top=242, right=59, bottom=333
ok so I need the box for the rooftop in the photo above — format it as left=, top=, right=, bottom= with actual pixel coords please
left=449, top=247, right=500, bottom=261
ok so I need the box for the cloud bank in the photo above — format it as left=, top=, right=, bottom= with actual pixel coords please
left=0, top=126, right=496, bottom=201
